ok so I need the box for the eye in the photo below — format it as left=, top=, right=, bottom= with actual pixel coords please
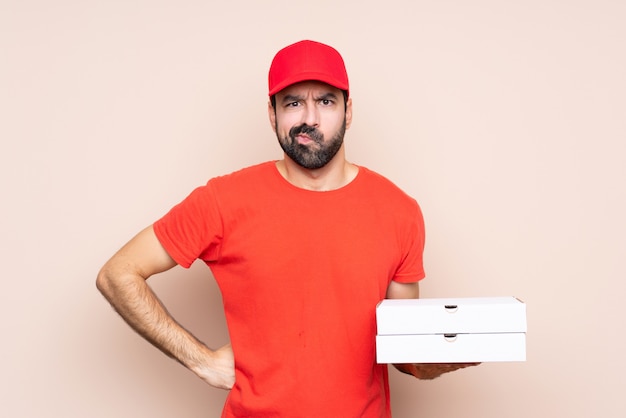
left=286, top=101, right=300, bottom=108
left=320, top=99, right=333, bottom=106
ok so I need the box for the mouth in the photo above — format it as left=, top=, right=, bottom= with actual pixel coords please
left=295, top=134, right=315, bottom=145
left=289, top=124, right=323, bottom=146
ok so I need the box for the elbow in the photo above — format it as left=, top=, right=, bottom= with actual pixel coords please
left=95, top=265, right=117, bottom=301
left=95, top=268, right=110, bottom=298
left=96, top=261, right=147, bottom=304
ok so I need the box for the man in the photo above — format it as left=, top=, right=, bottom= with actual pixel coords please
left=97, top=40, right=475, bottom=417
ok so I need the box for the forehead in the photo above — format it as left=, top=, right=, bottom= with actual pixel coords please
left=276, top=80, right=343, bottom=99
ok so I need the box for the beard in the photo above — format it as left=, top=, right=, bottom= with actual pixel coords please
left=276, top=117, right=346, bottom=170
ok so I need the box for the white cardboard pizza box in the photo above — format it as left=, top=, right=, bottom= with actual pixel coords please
left=376, top=296, right=527, bottom=363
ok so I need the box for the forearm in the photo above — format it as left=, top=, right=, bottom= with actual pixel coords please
left=96, top=226, right=234, bottom=389
left=96, top=268, right=211, bottom=371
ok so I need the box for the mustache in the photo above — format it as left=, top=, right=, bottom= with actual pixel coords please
left=289, top=124, right=323, bottom=143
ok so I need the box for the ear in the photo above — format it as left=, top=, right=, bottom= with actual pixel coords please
left=345, top=97, right=353, bottom=130
left=268, top=100, right=277, bottom=133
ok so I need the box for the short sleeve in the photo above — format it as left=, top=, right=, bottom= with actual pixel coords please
left=153, top=181, right=223, bottom=268
left=391, top=200, right=426, bottom=283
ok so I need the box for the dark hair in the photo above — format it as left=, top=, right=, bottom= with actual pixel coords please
left=270, top=90, right=349, bottom=112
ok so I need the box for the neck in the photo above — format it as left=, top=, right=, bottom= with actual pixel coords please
left=276, top=148, right=358, bottom=191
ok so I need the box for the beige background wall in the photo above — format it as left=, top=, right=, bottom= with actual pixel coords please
left=2, top=0, right=625, bottom=417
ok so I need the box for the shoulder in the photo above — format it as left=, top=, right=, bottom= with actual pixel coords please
left=356, top=166, right=418, bottom=206
left=204, top=161, right=281, bottom=207
left=354, top=166, right=425, bottom=239
left=207, top=161, right=278, bottom=192
left=211, top=161, right=276, bottom=184
left=172, top=162, right=276, bottom=207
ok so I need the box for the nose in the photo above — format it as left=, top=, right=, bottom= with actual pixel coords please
left=302, top=103, right=320, bottom=127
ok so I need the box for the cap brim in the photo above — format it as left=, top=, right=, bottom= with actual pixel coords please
left=268, top=71, right=349, bottom=96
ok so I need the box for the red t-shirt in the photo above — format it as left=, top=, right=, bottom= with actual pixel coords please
left=153, top=162, right=425, bottom=417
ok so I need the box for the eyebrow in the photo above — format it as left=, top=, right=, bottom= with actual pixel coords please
left=280, top=92, right=339, bottom=104
left=315, top=92, right=339, bottom=101
left=280, top=94, right=304, bottom=104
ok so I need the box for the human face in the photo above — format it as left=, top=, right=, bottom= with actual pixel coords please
left=269, top=81, right=352, bottom=170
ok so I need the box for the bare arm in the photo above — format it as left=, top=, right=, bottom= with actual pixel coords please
left=385, top=281, right=479, bottom=380
left=96, top=225, right=234, bottom=389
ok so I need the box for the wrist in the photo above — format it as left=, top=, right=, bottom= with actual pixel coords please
left=181, top=340, right=214, bottom=371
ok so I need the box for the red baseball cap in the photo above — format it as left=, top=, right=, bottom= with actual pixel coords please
left=268, top=40, right=349, bottom=97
